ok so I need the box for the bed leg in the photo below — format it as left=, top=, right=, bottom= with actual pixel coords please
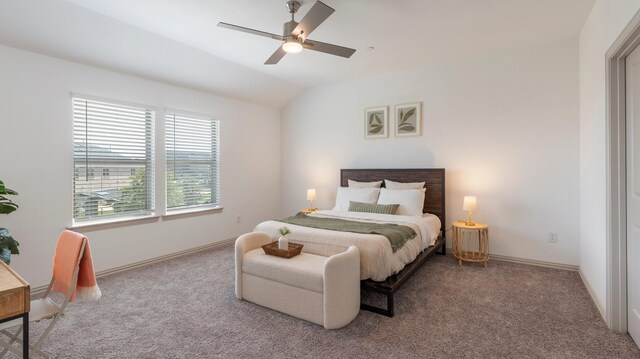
left=438, top=237, right=446, bottom=255
left=360, top=292, right=395, bottom=317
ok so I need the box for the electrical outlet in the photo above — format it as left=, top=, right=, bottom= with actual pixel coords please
left=549, top=232, right=558, bottom=243
left=236, top=216, right=241, bottom=224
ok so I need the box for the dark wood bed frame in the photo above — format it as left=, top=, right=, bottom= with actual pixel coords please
left=340, top=168, right=446, bottom=317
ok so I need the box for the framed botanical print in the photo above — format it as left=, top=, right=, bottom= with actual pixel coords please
left=364, top=106, right=388, bottom=139
left=395, top=102, right=422, bottom=137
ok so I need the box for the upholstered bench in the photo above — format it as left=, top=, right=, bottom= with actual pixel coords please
left=235, top=231, right=360, bottom=329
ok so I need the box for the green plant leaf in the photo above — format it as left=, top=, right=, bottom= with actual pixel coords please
left=0, top=228, right=19, bottom=255
left=0, top=191, right=18, bottom=214
left=0, top=204, right=18, bottom=215
left=278, top=227, right=291, bottom=236
left=373, top=113, right=382, bottom=125
left=0, top=182, right=16, bottom=195
left=0, top=180, right=18, bottom=212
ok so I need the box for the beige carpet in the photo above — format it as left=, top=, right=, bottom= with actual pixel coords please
left=5, top=244, right=639, bottom=358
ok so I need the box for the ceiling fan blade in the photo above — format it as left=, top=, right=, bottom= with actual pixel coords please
left=217, top=22, right=284, bottom=41
left=265, top=46, right=287, bottom=65
left=303, top=39, right=356, bottom=58
left=292, top=1, right=334, bottom=40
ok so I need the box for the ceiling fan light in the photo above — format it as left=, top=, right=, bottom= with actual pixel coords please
left=282, top=40, right=303, bottom=53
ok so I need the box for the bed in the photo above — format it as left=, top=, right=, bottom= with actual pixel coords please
left=254, top=168, right=446, bottom=316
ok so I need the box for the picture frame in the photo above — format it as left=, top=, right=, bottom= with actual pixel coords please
left=394, top=102, right=422, bottom=137
left=364, top=106, right=388, bottom=139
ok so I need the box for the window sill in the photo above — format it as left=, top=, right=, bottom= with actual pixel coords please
left=67, top=207, right=223, bottom=231
left=162, top=206, right=224, bottom=221
left=68, top=215, right=160, bottom=232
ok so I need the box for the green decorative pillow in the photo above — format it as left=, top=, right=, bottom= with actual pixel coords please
left=348, top=201, right=399, bottom=215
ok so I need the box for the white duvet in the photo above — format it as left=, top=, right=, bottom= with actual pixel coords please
left=253, top=210, right=441, bottom=281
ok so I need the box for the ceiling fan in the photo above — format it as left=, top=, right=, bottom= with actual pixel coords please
left=218, top=0, right=356, bottom=65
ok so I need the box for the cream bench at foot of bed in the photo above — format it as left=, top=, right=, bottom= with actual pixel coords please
left=235, top=232, right=360, bottom=329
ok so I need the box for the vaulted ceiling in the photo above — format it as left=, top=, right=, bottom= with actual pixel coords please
left=0, top=0, right=594, bottom=108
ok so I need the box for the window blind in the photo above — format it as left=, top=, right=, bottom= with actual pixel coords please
left=166, top=111, right=220, bottom=211
left=73, top=97, right=154, bottom=221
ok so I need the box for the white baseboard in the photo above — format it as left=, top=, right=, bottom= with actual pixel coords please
left=578, top=268, right=607, bottom=322
left=31, top=238, right=235, bottom=297
left=489, top=253, right=579, bottom=271
left=445, top=248, right=579, bottom=271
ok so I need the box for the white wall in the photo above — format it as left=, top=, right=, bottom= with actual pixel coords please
left=579, top=0, right=640, bottom=317
left=282, top=39, right=580, bottom=266
left=0, top=45, right=282, bottom=288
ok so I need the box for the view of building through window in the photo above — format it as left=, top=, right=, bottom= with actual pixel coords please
left=72, top=97, right=154, bottom=220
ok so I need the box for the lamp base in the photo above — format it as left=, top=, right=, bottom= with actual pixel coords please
left=465, top=211, right=475, bottom=226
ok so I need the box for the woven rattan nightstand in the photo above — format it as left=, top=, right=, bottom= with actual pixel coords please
left=451, top=221, right=489, bottom=267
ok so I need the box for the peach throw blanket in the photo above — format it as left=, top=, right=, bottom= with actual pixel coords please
left=51, top=230, right=101, bottom=301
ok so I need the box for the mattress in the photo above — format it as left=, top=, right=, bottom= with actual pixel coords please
left=253, top=210, right=441, bottom=281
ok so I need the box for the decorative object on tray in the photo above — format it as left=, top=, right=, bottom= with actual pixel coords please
left=394, top=102, right=422, bottom=137
left=0, top=180, right=19, bottom=265
left=262, top=241, right=304, bottom=258
left=364, top=106, right=388, bottom=139
left=277, top=226, right=291, bottom=250
left=462, top=196, right=477, bottom=226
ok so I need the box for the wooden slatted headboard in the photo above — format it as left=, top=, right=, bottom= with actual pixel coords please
left=340, top=168, right=446, bottom=228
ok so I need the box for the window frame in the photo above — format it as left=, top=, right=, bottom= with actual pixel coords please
left=164, top=108, right=221, bottom=214
left=70, top=94, right=157, bottom=227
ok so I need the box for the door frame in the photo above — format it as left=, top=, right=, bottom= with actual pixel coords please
left=607, top=10, right=640, bottom=333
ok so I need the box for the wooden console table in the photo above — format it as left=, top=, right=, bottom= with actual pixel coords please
left=0, top=261, right=30, bottom=359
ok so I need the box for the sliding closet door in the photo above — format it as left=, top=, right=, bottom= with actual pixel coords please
left=627, top=43, right=640, bottom=347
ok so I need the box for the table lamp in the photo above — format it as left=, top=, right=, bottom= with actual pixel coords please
left=307, top=189, right=317, bottom=210
left=463, top=196, right=477, bottom=226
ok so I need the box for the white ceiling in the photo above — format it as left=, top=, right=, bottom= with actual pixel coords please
left=0, top=0, right=594, bottom=108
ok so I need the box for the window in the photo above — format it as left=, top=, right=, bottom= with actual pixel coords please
left=165, top=111, right=220, bottom=211
left=73, top=97, right=154, bottom=221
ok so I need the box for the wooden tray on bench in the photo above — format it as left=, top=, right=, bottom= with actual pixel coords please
left=262, top=241, right=303, bottom=258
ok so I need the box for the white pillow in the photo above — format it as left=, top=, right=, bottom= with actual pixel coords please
left=348, top=179, right=383, bottom=188
left=377, top=188, right=425, bottom=216
left=385, top=179, right=425, bottom=190
left=333, top=187, right=380, bottom=212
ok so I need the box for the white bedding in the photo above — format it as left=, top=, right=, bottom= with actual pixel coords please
left=253, top=210, right=441, bottom=281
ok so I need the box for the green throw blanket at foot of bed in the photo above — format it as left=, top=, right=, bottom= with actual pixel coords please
left=277, top=212, right=416, bottom=253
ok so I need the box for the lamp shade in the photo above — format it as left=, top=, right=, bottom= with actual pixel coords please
left=462, top=196, right=477, bottom=211
left=307, top=189, right=316, bottom=202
